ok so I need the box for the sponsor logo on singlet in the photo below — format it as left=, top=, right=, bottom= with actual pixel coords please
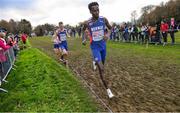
left=58, top=30, right=67, bottom=41
left=91, top=26, right=104, bottom=41
left=59, top=33, right=66, bottom=41
left=88, top=16, right=105, bottom=42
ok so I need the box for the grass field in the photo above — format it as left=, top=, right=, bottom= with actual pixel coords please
left=29, top=31, right=180, bottom=112
left=0, top=48, right=98, bottom=112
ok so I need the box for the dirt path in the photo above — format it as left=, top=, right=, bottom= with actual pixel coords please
left=30, top=37, right=180, bottom=112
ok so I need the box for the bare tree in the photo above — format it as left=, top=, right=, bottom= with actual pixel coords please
left=0, top=20, right=11, bottom=32
left=138, top=0, right=180, bottom=25
left=131, top=10, right=137, bottom=25
left=9, top=19, right=18, bottom=34
left=18, top=19, right=32, bottom=35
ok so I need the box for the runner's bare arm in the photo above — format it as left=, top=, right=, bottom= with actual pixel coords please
left=104, top=17, right=112, bottom=30
left=82, top=21, right=89, bottom=45
left=55, top=29, right=61, bottom=41
left=55, top=30, right=59, bottom=37
left=66, top=30, right=71, bottom=38
left=51, top=33, right=54, bottom=42
left=104, top=17, right=112, bottom=41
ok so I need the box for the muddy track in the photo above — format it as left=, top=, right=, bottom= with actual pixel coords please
left=30, top=38, right=180, bottom=112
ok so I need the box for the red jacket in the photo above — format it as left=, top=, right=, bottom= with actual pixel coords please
left=21, top=34, right=27, bottom=41
left=161, top=23, right=169, bottom=32
left=0, top=38, right=10, bottom=51
left=0, top=38, right=10, bottom=62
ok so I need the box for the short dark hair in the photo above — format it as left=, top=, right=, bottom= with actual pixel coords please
left=88, top=2, right=99, bottom=10
left=59, top=22, right=63, bottom=25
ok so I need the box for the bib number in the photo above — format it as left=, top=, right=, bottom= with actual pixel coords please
left=60, top=34, right=66, bottom=41
left=92, top=30, right=104, bottom=41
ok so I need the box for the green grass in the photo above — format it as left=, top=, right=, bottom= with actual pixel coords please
left=174, top=31, right=180, bottom=42
left=30, top=32, right=180, bottom=65
left=28, top=32, right=180, bottom=112
left=18, top=38, right=31, bottom=47
left=0, top=48, right=98, bottom=112
left=106, top=31, right=180, bottom=64
left=107, top=40, right=180, bottom=64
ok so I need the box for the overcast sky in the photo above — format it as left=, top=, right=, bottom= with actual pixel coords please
left=0, top=0, right=169, bottom=27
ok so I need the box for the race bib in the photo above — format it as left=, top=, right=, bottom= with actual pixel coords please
left=92, top=30, right=104, bottom=41
left=60, top=34, right=66, bottom=41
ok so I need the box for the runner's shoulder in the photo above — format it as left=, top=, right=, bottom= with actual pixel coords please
left=101, top=16, right=108, bottom=23
left=64, top=28, right=67, bottom=32
left=56, top=29, right=60, bottom=34
left=99, top=16, right=105, bottom=19
left=83, top=20, right=89, bottom=26
left=81, top=20, right=89, bottom=29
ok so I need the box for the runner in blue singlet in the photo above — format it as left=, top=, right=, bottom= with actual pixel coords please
left=56, top=22, right=70, bottom=67
left=82, top=2, right=114, bottom=98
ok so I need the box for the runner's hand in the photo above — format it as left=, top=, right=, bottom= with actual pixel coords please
left=82, top=40, right=86, bottom=46
left=104, top=35, right=108, bottom=41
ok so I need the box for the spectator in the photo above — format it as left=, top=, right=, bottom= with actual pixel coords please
left=21, top=33, right=27, bottom=44
left=133, top=25, right=139, bottom=42
left=110, top=25, right=115, bottom=40
left=72, top=28, right=76, bottom=38
left=129, top=26, right=133, bottom=42
left=139, top=24, right=146, bottom=44
left=119, top=25, right=124, bottom=42
left=7, top=35, right=19, bottom=58
left=137, top=25, right=141, bottom=42
left=144, top=24, right=150, bottom=44
left=161, top=21, right=169, bottom=46
left=169, top=24, right=175, bottom=45
left=78, top=26, right=82, bottom=38
left=0, top=32, right=10, bottom=63
left=21, top=33, right=27, bottom=49
left=123, top=23, right=129, bottom=42
left=149, top=27, right=157, bottom=43
left=14, top=34, right=20, bottom=43
left=114, top=25, right=120, bottom=41
left=0, top=32, right=10, bottom=51
left=155, top=22, right=162, bottom=45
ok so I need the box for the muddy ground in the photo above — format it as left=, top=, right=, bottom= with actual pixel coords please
left=29, top=37, right=180, bottom=112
